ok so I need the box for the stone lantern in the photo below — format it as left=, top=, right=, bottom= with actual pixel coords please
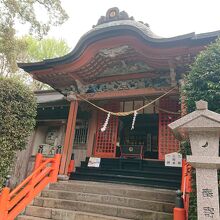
left=169, top=100, right=220, bottom=220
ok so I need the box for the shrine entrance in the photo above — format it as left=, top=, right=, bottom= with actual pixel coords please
left=118, top=114, right=159, bottom=159
left=19, top=5, right=219, bottom=176
left=92, top=96, right=180, bottom=160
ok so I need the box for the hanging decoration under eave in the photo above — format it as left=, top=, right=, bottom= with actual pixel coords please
left=131, top=110, right=138, bottom=130
left=100, top=110, right=138, bottom=132
left=74, top=86, right=179, bottom=132
left=101, top=112, right=111, bottom=132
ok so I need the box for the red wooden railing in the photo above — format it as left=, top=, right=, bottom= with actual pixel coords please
left=0, top=146, right=62, bottom=220
left=173, top=159, right=192, bottom=220
left=181, top=159, right=192, bottom=220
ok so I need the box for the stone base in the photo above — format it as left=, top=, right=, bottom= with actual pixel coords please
left=57, top=174, right=69, bottom=181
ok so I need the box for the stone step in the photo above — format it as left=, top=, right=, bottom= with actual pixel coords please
left=40, top=189, right=174, bottom=213
left=28, top=197, right=172, bottom=220
left=18, top=210, right=128, bottom=220
left=49, top=181, right=175, bottom=203
left=17, top=216, right=47, bottom=220
left=70, top=173, right=179, bottom=190
left=76, top=167, right=181, bottom=178
left=82, top=158, right=181, bottom=172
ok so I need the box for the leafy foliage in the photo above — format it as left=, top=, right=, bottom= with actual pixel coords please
left=21, top=36, right=70, bottom=62
left=183, top=38, right=220, bottom=113
left=0, top=32, right=27, bottom=76
left=16, top=36, right=70, bottom=90
left=0, top=0, right=68, bottom=74
left=0, top=77, right=37, bottom=187
left=182, top=38, right=220, bottom=219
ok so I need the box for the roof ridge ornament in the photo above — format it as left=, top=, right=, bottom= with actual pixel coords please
left=93, top=7, right=149, bottom=28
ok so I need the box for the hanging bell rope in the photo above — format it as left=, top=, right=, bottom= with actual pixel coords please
left=76, top=86, right=178, bottom=116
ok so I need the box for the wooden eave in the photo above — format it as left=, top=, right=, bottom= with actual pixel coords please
left=18, top=22, right=220, bottom=90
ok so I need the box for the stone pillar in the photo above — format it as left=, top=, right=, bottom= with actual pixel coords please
left=169, top=100, right=220, bottom=220
left=59, top=99, right=78, bottom=175
left=187, top=129, right=220, bottom=220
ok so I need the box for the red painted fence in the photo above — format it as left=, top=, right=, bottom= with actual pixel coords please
left=181, top=159, right=192, bottom=220
left=173, top=159, right=192, bottom=220
left=0, top=148, right=61, bottom=220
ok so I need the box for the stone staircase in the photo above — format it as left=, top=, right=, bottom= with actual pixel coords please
left=70, top=158, right=181, bottom=190
left=18, top=180, right=175, bottom=220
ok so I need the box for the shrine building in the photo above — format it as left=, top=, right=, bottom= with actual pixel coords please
left=19, top=7, right=220, bottom=188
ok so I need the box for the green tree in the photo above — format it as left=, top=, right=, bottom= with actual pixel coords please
left=182, top=38, right=220, bottom=220
left=17, top=36, right=70, bottom=90
left=0, top=0, right=68, bottom=75
left=20, top=36, right=70, bottom=62
left=0, top=77, right=37, bottom=187
left=183, top=38, right=220, bottom=113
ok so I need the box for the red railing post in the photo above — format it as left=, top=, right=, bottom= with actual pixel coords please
left=173, top=190, right=186, bottom=220
left=33, top=145, right=44, bottom=171
left=34, top=153, right=43, bottom=171
left=67, top=153, right=75, bottom=176
left=0, top=147, right=62, bottom=220
left=0, top=187, right=10, bottom=219
left=0, top=176, right=11, bottom=220
left=29, top=145, right=44, bottom=198
left=50, top=146, right=62, bottom=182
left=180, top=159, right=192, bottom=220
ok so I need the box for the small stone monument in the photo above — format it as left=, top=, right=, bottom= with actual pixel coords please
left=169, top=100, right=220, bottom=220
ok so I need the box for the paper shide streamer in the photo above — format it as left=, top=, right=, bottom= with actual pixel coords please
left=131, top=110, right=138, bottom=130
left=101, top=112, right=111, bottom=132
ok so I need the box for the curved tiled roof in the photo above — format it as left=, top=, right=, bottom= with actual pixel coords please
left=18, top=8, right=220, bottom=73
left=88, top=19, right=161, bottom=39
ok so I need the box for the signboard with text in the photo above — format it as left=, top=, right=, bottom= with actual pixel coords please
left=88, top=157, right=101, bottom=167
left=165, top=152, right=182, bottom=167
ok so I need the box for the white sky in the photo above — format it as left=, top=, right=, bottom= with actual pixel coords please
left=22, top=0, right=220, bottom=49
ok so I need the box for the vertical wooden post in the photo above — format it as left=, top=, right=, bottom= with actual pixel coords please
left=59, top=100, right=78, bottom=175
left=33, top=145, right=44, bottom=171
left=34, top=153, right=43, bottom=171
left=0, top=177, right=10, bottom=220
left=173, top=190, right=186, bottom=220
left=67, top=153, right=75, bottom=175
left=0, top=187, right=10, bottom=219
left=50, top=153, right=62, bottom=182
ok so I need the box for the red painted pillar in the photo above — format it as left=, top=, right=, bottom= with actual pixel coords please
left=59, top=100, right=78, bottom=175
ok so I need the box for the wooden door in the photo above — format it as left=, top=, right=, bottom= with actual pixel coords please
left=158, top=97, right=180, bottom=160
left=94, top=104, right=119, bottom=158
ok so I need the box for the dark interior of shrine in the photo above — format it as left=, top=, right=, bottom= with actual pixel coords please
left=118, top=114, right=159, bottom=159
